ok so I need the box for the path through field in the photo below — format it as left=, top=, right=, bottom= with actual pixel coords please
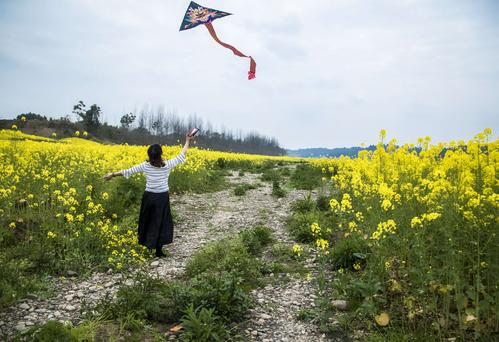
left=1, top=171, right=329, bottom=341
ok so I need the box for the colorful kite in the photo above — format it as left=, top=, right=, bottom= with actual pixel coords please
left=179, top=1, right=256, bottom=80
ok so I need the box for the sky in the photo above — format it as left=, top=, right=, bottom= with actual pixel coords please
left=0, top=0, right=498, bottom=149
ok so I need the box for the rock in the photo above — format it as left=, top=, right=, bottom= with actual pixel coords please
left=124, top=279, right=135, bottom=286
left=76, top=291, right=84, bottom=298
left=331, top=299, right=348, bottom=311
left=260, top=313, right=272, bottom=320
left=151, top=261, right=160, bottom=267
left=15, top=322, right=26, bottom=331
left=64, top=295, right=74, bottom=301
left=65, top=305, right=77, bottom=311
left=19, top=303, right=30, bottom=310
left=66, top=270, right=78, bottom=277
left=104, top=281, right=114, bottom=288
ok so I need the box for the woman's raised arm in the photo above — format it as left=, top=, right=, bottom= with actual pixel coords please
left=165, top=132, right=194, bottom=169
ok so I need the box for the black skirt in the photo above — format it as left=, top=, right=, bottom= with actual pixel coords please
left=138, top=191, right=174, bottom=249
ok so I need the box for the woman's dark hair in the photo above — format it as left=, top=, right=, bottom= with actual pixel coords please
left=147, top=144, right=165, bottom=167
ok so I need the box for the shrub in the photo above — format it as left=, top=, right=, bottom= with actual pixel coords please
left=14, top=320, right=75, bottom=342
left=286, top=211, right=321, bottom=243
left=328, top=237, right=370, bottom=270
left=233, top=184, right=256, bottom=196
left=291, top=196, right=315, bottom=213
left=290, top=164, right=323, bottom=190
left=261, top=168, right=280, bottom=182
left=180, top=305, right=228, bottom=342
left=95, top=274, right=191, bottom=324
left=185, top=238, right=261, bottom=286
left=272, top=180, right=286, bottom=198
left=239, top=226, right=274, bottom=255
left=190, top=272, right=252, bottom=321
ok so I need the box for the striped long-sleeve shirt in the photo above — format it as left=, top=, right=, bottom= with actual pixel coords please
left=121, top=152, right=186, bottom=193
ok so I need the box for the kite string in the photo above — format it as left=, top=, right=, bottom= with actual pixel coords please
left=205, top=22, right=256, bottom=80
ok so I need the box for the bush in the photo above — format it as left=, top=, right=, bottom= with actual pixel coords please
left=290, top=164, right=323, bottom=190
left=14, top=320, right=75, bottom=342
left=239, top=226, right=274, bottom=255
left=272, top=180, right=286, bottom=198
left=233, top=184, right=256, bottom=196
left=185, top=238, right=261, bottom=286
left=286, top=211, right=322, bottom=243
left=291, top=196, right=315, bottom=213
left=190, top=272, right=252, bottom=321
left=328, top=237, right=370, bottom=270
left=95, top=274, right=191, bottom=324
left=180, top=305, right=228, bottom=342
left=261, top=169, right=280, bottom=182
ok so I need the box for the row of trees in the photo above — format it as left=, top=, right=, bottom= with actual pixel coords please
left=10, top=102, right=285, bottom=156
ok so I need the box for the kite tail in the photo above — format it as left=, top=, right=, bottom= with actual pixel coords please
left=205, top=22, right=256, bottom=80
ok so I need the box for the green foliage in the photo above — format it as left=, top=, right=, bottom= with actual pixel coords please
left=14, top=320, right=76, bottom=342
left=180, top=305, right=228, bottom=342
left=286, top=211, right=321, bottom=243
left=170, top=169, right=228, bottom=194
left=233, top=183, right=256, bottom=196
left=290, top=195, right=316, bottom=213
left=72, top=101, right=101, bottom=132
left=239, top=226, right=274, bottom=255
left=189, top=272, right=252, bottom=321
left=185, top=237, right=261, bottom=286
left=328, top=237, right=370, bottom=270
left=290, top=164, right=323, bottom=190
left=0, top=258, right=48, bottom=308
left=95, top=274, right=191, bottom=324
left=271, top=180, right=286, bottom=198
left=261, top=169, right=280, bottom=182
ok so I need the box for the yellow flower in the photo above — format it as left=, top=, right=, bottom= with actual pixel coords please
left=385, top=261, right=391, bottom=269
left=101, top=192, right=109, bottom=200
left=21, top=116, right=27, bottom=122
left=83, top=131, right=88, bottom=137
left=11, top=124, right=18, bottom=130
left=353, top=262, right=361, bottom=271
left=293, top=243, right=302, bottom=256
left=310, top=222, right=321, bottom=236
left=47, top=231, right=57, bottom=238
left=9, top=222, right=16, bottom=229
left=315, top=238, right=329, bottom=251
left=74, top=130, right=80, bottom=136
left=480, top=261, right=488, bottom=268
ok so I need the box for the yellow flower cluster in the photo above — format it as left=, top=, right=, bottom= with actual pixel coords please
left=0, top=129, right=303, bottom=271
left=371, top=219, right=397, bottom=240
left=293, top=243, right=302, bottom=256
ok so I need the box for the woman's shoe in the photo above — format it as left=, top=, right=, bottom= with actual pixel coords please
left=155, top=247, right=167, bottom=258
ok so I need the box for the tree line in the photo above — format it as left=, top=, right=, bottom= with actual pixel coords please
left=2, top=101, right=285, bottom=156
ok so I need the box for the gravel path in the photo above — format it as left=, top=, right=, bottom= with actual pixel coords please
left=0, top=171, right=327, bottom=341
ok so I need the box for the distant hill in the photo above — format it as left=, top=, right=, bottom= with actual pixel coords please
left=286, top=146, right=376, bottom=158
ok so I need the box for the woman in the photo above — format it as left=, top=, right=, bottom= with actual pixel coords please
left=104, top=132, right=194, bottom=257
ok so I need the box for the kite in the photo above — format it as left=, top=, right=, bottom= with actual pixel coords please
left=179, top=1, right=256, bottom=80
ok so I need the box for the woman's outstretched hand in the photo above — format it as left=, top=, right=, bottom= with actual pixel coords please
left=103, top=172, right=114, bottom=181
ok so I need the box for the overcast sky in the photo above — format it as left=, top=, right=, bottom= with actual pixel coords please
left=1, top=0, right=498, bottom=149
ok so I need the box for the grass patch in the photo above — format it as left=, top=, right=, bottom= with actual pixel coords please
left=290, top=163, right=323, bottom=190
left=233, top=183, right=256, bottom=196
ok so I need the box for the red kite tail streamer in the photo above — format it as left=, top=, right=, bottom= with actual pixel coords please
left=205, top=22, right=256, bottom=80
